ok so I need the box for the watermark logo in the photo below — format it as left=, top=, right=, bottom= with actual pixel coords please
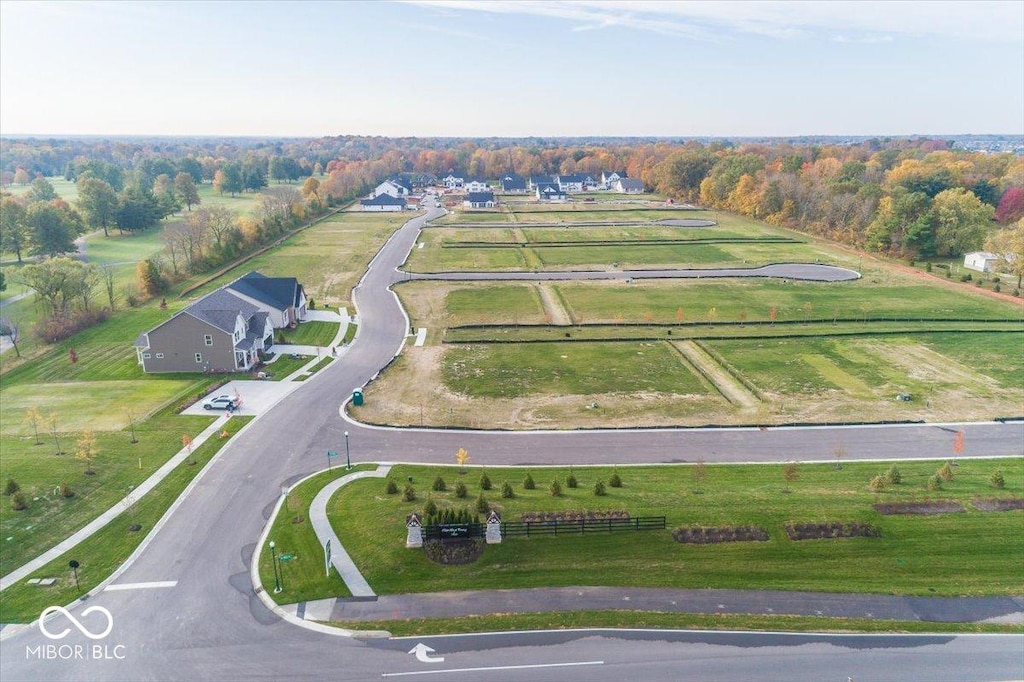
left=39, top=605, right=113, bottom=641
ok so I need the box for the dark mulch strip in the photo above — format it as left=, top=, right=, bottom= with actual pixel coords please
left=972, top=497, right=1024, bottom=512
left=520, top=510, right=629, bottom=523
left=423, top=539, right=486, bottom=565
left=672, top=526, right=769, bottom=544
left=785, top=522, right=881, bottom=541
left=873, top=500, right=965, bottom=515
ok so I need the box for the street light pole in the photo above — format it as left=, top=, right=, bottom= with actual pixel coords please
left=344, top=431, right=351, bottom=470
left=269, top=541, right=282, bottom=593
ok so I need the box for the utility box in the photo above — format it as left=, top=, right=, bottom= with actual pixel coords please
left=352, top=388, right=364, bottom=406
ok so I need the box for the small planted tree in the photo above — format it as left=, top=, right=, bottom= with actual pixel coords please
left=432, top=476, right=447, bottom=492
left=48, top=412, right=64, bottom=455
left=475, top=493, right=489, bottom=514
left=691, top=458, right=707, bottom=491
left=608, top=471, right=622, bottom=488
left=566, top=472, right=578, bottom=489
left=549, top=479, right=562, bottom=497
left=402, top=484, right=417, bottom=502
left=783, top=462, right=799, bottom=483
left=454, top=481, right=468, bottom=499
left=885, top=465, right=902, bottom=485
left=59, top=482, right=74, bottom=499
left=24, top=407, right=43, bottom=445
left=11, top=491, right=27, bottom=511
left=927, top=474, right=943, bottom=491
left=182, top=433, right=195, bottom=465
left=75, top=430, right=98, bottom=475
left=594, top=480, right=607, bottom=496
left=479, top=472, right=492, bottom=491
left=501, top=481, right=514, bottom=499
left=523, top=473, right=535, bottom=490
left=938, top=462, right=954, bottom=482
left=990, top=469, right=1005, bottom=489
left=126, top=409, right=139, bottom=444
left=385, top=478, right=399, bottom=494
left=456, top=447, right=470, bottom=472
left=423, top=496, right=438, bottom=517
left=4, top=478, right=19, bottom=496
left=869, top=475, right=887, bottom=492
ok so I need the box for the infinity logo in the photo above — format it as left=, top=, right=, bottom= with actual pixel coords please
left=38, top=606, right=114, bottom=641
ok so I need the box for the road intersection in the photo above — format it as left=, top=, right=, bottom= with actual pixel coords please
left=1, top=206, right=1021, bottom=681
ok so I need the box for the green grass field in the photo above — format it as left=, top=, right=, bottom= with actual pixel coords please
left=327, top=461, right=1023, bottom=598
left=278, top=321, right=340, bottom=347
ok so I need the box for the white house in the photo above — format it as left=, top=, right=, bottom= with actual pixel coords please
left=964, top=252, right=1000, bottom=273
left=361, top=194, right=407, bottom=212
left=556, top=174, right=586, bottom=193
left=373, top=180, right=409, bottom=198
left=614, top=178, right=645, bottom=194
left=536, top=183, right=566, bottom=202
left=442, top=173, right=465, bottom=189
left=464, top=191, right=496, bottom=208
left=464, top=179, right=489, bottom=193
left=601, top=171, right=625, bottom=186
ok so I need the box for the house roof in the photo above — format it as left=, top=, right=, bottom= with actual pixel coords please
left=184, top=288, right=259, bottom=334
left=501, top=176, right=527, bottom=190
left=389, top=176, right=413, bottom=191
left=616, top=178, right=645, bottom=190
left=557, top=174, right=587, bottom=183
left=530, top=175, right=556, bottom=184
left=228, top=271, right=302, bottom=311
left=466, top=191, right=495, bottom=203
left=965, top=251, right=999, bottom=259
left=443, top=172, right=464, bottom=179
left=361, top=194, right=407, bottom=206
left=603, top=170, right=625, bottom=178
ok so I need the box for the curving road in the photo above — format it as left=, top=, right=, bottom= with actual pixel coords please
left=1, top=206, right=1021, bottom=682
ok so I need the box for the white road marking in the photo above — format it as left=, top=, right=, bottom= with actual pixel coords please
left=104, top=581, right=177, bottom=591
left=382, top=660, right=604, bottom=677
left=414, top=328, right=427, bottom=346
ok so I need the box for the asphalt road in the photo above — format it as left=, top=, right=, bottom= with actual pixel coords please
left=1, top=206, right=1021, bottom=682
left=408, top=262, right=862, bottom=282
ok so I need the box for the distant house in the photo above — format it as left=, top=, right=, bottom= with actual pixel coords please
left=601, top=171, right=625, bottom=186
left=613, top=178, right=645, bottom=194
left=964, top=251, right=1000, bottom=273
left=361, top=194, right=407, bottom=211
left=464, top=191, right=496, bottom=208
left=500, top=174, right=527, bottom=193
left=442, top=173, right=465, bottom=189
left=535, top=182, right=566, bottom=202
left=464, top=178, right=489, bottom=193
left=227, top=271, right=308, bottom=329
left=373, top=179, right=409, bottom=198
left=528, top=174, right=556, bottom=190
left=556, top=174, right=588, bottom=193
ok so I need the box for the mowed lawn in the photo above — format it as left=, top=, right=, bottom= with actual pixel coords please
left=331, top=461, right=1024, bottom=598
left=442, top=341, right=707, bottom=398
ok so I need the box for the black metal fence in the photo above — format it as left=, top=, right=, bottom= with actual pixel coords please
left=501, top=516, right=666, bottom=537
left=422, top=523, right=485, bottom=540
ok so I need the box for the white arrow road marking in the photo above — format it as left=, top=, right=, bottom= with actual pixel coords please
left=409, top=643, right=444, bottom=663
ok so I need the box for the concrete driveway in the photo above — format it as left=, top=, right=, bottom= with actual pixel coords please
left=181, top=380, right=303, bottom=417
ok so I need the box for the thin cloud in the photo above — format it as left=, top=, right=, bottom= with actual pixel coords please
left=402, top=1, right=1024, bottom=43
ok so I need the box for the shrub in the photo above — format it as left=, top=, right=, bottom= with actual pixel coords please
left=3, top=478, right=18, bottom=496
left=868, top=475, right=887, bottom=492
left=60, top=482, right=74, bottom=499
left=885, top=465, right=902, bottom=485
left=938, top=462, right=954, bottom=481
left=594, top=480, right=607, bottom=496
left=454, top=481, right=468, bottom=498
left=523, top=473, right=535, bottom=490
left=549, top=479, right=562, bottom=497
left=11, top=491, right=27, bottom=511
left=34, top=309, right=110, bottom=344
left=925, top=262, right=932, bottom=272
left=479, top=473, right=492, bottom=491
left=566, top=473, right=578, bottom=488
left=423, top=496, right=438, bottom=517
left=402, top=484, right=417, bottom=502
left=994, top=283, right=1001, bottom=293
left=608, top=472, right=622, bottom=488
left=475, top=493, right=489, bottom=514
left=782, top=462, right=799, bottom=483
left=501, top=482, right=514, bottom=499
left=927, top=474, right=943, bottom=491
left=432, top=476, right=447, bottom=492
left=385, top=479, right=399, bottom=494
left=990, top=469, right=1006, bottom=489
left=1014, top=289, right=1021, bottom=297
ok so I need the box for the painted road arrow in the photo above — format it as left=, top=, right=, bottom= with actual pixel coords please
left=408, top=643, right=444, bottom=663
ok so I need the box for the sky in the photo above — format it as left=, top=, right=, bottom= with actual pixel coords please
left=1, top=0, right=1022, bottom=138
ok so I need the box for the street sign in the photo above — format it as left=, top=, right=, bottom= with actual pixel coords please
left=439, top=524, right=470, bottom=539
left=279, top=554, right=295, bottom=561
left=327, top=451, right=339, bottom=458
left=324, top=539, right=331, bottom=576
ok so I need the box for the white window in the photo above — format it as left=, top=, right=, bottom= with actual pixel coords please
left=195, top=353, right=203, bottom=363
left=155, top=353, right=164, bottom=359
left=204, top=334, right=213, bottom=346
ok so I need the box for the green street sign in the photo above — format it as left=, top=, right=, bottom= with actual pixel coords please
left=279, top=554, right=296, bottom=561
left=327, top=451, right=339, bottom=458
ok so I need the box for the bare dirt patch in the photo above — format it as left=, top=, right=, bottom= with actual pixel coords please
left=672, top=526, right=769, bottom=544
left=536, top=283, right=573, bottom=325
left=873, top=500, right=965, bottom=515
left=972, top=497, right=1024, bottom=512
left=785, top=522, right=881, bottom=540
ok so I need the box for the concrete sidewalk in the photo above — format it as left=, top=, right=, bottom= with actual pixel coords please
left=285, top=586, right=1024, bottom=626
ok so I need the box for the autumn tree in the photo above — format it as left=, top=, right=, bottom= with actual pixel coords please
left=24, top=406, right=43, bottom=445
left=931, top=188, right=993, bottom=257
left=994, top=187, right=1024, bottom=224
left=75, top=430, right=98, bottom=475
left=27, top=201, right=79, bottom=256
left=19, top=257, right=98, bottom=318
left=77, top=177, right=119, bottom=237
left=0, top=197, right=29, bottom=262
left=985, top=219, right=1024, bottom=288
left=135, top=259, right=167, bottom=296
left=174, top=172, right=201, bottom=211
left=48, top=412, right=64, bottom=455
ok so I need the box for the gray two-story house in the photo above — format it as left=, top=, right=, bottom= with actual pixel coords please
left=134, top=271, right=306, bottom=374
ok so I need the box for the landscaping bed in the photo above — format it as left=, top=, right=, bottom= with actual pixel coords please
left=423, top=538, right=486, bottom=566
left=972, top=497, right=1024, bottom=512
left=520, top=509, right=628, bottom=523
left=872, top=501, right=965, bottom=515
left=785, top=522, right=881, bottom=540
left=672, top=526, right=769, bottom=544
